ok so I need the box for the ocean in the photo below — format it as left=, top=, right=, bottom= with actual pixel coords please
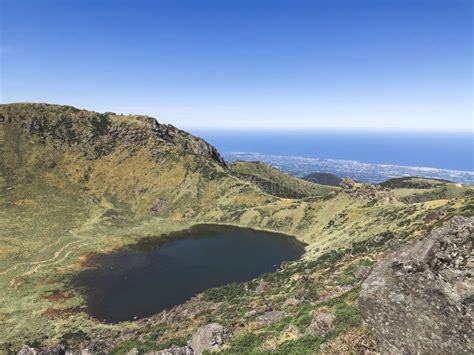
left=189, top=129, right=474, bottom=184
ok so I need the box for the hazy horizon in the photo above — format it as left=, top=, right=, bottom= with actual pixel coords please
left=1, top=0, right=472, bottom=131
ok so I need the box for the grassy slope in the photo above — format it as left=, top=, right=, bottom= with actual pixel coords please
left=0, top=103, right=473, bottom=351
left=230, top=160, right=338, bottom=198
left=381, top=176, right=473, bottom=203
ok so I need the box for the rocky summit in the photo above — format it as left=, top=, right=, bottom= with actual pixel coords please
left=0, top=103, right=473, bottom=354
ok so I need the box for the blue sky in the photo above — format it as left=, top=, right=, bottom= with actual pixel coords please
left=1, top=0, right=472, bottom=130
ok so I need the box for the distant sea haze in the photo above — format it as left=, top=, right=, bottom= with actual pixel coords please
left=190, top=130, right=474, bottom=185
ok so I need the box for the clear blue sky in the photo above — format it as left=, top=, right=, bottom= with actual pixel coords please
left=1, top=0, right=472, bottom=131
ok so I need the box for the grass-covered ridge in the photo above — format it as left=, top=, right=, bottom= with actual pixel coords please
left=231, top=160, right=338, bottom=198
left=0, top=103, right=472, bottom=352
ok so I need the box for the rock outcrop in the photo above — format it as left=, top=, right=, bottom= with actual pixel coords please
left=359, top=216, right=474, bottom=354
left=340, top=178, right=395, bottom=203
left=190, top=323, right=228, bottom=355
left=305, top=312, right=336, bottom=337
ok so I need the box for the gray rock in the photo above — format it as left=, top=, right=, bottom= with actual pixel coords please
left=340, top=177, right=356, bottom=189
left=39, top=345, right=66, bottom=355
left=18, top=346, right=37, bottom=355
left=305, top=312, right=336, bottom=337
left=191, top=323, right=228, bottom=354
left=359, top=216, right=474, bottom=354
left=126, top=348, right=139, bottom=355
left=145, top=345, right=193, bottom=355
left=282, top=297, right=301, bottom=308
left=244, top=309, right=257, bottom=318
left=256, top=310, right=286, bottom=325
left=255, top=280, right=271, bottom=294
left=354, top=265, right=371, bottom=280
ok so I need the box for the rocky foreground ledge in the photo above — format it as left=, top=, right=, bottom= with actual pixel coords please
left=360, top=216, right=473, bottom=354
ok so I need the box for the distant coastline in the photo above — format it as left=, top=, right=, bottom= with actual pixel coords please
left=225, top=152, right=474, bottom=185
left=191, top=129, right=473, bottom=172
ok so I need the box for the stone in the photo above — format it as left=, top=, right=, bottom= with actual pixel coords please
left=191, top=323, right=228, bottom=354
left=256, top=310, right=286, bottom=326
left=255, top=280, right=271, bottom=294
left=126, top=348, right=139, bottom=355
left=39, top=345, right=66, bottom=355
left=359, top=216, right=474, bottom=354
left=282, top=297, right=300, bottom=307
left=353, top=265, right=371, bottom=280
left=18, top=346, right=37, bottom=355
left=305, top=312, right=336, bottom=337
left=145, top=345, right=193, bottom=355
left=244, top=309, right=257, bottom=318
left=339, top=178, right=356, bottom=189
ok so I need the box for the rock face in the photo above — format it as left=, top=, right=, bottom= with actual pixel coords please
left=359, top=216, right=474, bottom=354
left=190, top=323, right=228, bottom=355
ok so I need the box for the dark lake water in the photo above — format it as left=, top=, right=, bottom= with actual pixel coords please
left=72, top=224, right=305, bottom=322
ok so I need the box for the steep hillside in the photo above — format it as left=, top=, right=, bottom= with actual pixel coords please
left=0, top=103, right=472, bottom=353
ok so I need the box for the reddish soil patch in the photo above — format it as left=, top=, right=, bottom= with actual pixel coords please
left=43, top=289, right=74, bottom=303
left=42, top=306, right=83, bottom=319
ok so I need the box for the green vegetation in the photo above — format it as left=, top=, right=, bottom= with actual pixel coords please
left=0, top=103, right=472, bottom=352
left=275, top=336, right=322, bottom=354
left=231, top=160, right=338, bottom=198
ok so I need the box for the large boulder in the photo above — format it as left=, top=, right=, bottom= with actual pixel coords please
left=190, top=323, right=228, bottom=355
left=359, top=216, right=474, bottom=354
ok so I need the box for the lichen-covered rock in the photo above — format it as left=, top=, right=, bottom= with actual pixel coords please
left=305, top=312, right=336, bottom=337
left=359, top=216, right=474, bottom=354
left=191, top=323, right=228, bottom=354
